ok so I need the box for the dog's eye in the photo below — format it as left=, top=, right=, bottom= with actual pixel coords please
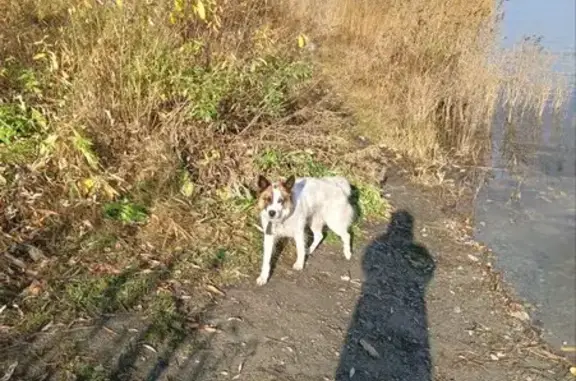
left=277, top=198, right=284, bottom=204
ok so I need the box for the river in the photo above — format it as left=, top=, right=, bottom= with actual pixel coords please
left=475, top=0, right=575, bottom=350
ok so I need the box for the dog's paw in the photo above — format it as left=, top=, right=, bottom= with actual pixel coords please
left=344, top=250, right=352, bottom=260
left=256, top=274, right=268, bottom=286
left=292, top=261, right=304, bottom=271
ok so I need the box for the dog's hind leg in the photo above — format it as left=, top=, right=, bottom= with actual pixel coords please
left=308, top=215, right=324, bottom=256
left=326, top=207, right=353, bottom=260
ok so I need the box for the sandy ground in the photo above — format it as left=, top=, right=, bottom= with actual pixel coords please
left=1, top=179, right=572, bottom=381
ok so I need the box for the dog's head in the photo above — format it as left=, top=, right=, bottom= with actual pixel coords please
left=256, top=175, right=295, bottom=221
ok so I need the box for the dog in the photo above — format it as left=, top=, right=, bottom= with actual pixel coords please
left=255, top=174, right=355, bottom=285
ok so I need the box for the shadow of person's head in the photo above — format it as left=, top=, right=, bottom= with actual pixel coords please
left=363, top=209, right=434, bottom=281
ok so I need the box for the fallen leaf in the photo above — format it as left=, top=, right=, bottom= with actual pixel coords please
left=143, top=344, right=157, bottom=353
left=202, top=325, right=218, bottom=333
left=467, top=254, right=479, bottom=262
left=206, top=285, right=226, bottom=297
left=24, top=280, right=43, bottom=296
left=359, top=339, right=380, bottom=358
left=297, top=34, right=308, bottom=48
left=570, top=367, right=576, bottom=376
left=509, top=310, right=530, bottom=322
left=196, top=0, right=206, bottom=21
left=349, top=367, right=355, bottom=378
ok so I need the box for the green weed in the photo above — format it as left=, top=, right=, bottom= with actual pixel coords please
left=103, top=199, right=149, bottom=224
left=73, top=363, right=108, bottom=381
left=255, top=149, right=335, bottom=177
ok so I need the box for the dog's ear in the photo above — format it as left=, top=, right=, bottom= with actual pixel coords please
left=257, top=175, right=271, bottom=193
left=283, top=175, right=295, bottom=191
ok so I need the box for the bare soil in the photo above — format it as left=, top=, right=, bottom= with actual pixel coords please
left=1, top=178, right=572, bottom=381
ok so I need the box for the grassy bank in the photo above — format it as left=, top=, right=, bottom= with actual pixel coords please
left=0, top=0, right=388, bottom=349
left=0, top=0, right=564, bottom=374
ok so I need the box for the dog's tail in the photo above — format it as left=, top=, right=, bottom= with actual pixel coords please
left=327, top=176, right=352, bottom=197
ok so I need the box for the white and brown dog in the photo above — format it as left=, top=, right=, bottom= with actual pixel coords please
left=255, top=174, right=355, bottom=285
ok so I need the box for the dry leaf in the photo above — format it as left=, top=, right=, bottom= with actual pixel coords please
left=25, top=280, right=43, bottom=296
left=202, top=325, right=218, bottom=333
left=196, top=0, right=206, bottom=20
left=467, top=254, right=479, bottom=262
left=297, top=34, right=308, bottom=48
left=359, top=339, right=380, bottom=358
left=509, top=310, right=530, bottom=322
left=206, top=284, right=226, bottom=297
left=143, top=344, right=157, bottom=353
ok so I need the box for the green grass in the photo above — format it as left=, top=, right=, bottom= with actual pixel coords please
left=63, top=270, right=163, bottom=314
left=103, top=200, right=149, bottom=224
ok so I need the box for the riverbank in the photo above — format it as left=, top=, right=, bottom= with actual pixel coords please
left=1, top=153, right=573, bottom=380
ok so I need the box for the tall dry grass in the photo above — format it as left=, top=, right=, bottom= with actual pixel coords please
left=283, top=0, right=568, bottom=165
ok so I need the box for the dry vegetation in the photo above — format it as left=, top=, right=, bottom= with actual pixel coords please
left=0, top=0, right=566, bottom=370
left=286, top=0, right=567, bottom=165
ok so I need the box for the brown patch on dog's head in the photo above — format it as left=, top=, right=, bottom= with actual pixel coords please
left=256, top=175, right=296, bottom=213
left=256, top=175, right=273, bottom=211
left=276, top=175, right=295, bottom=212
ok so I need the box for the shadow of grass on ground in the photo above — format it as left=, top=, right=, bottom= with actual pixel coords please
left=0, top=259, right=228, bottom=381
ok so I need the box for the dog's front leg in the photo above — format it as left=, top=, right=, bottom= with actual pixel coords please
left=257, top=233, right=275, bottom=285
left=293, top=229, right=306, bottom=271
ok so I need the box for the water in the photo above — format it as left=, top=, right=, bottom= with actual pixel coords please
left=475, top=0, right=576, bottom=350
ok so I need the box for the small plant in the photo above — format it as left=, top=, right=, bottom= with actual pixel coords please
left=255, top=149, right=334, bottom=177
left=0, top=103, right=41, bottom=144
left=103, top=199, right=149, bottom=224
left=74, top=363, right=108, bottom=381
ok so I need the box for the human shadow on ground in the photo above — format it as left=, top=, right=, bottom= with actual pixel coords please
left=336, top=210, right=436, bottom=381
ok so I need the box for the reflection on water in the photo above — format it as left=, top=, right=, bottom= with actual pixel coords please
left=475, top=0, right=575, bottom=350
left=475, top=85, right=575, bottom=349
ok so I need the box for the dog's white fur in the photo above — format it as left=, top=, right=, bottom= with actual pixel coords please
left=257, top=176, right=355, bottom=285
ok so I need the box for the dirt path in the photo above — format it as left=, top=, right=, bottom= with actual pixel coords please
left=1, top=181, right=571, bottom=381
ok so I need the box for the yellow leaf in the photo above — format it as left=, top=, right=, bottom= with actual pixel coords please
left=116, top=0, right=123, bottom=8
left=33, top=53, right=47, bottom=61
left=174, top=0, right=183, bottom=13
left=570, top=367, right=576, bottom=376
left=180, top=177, right=194, bottom=197
left=196, top=0, right=206, bottom=21
left=297, top=34, right=308, bottom=49
left=81, top=177, right=96, bottom=194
